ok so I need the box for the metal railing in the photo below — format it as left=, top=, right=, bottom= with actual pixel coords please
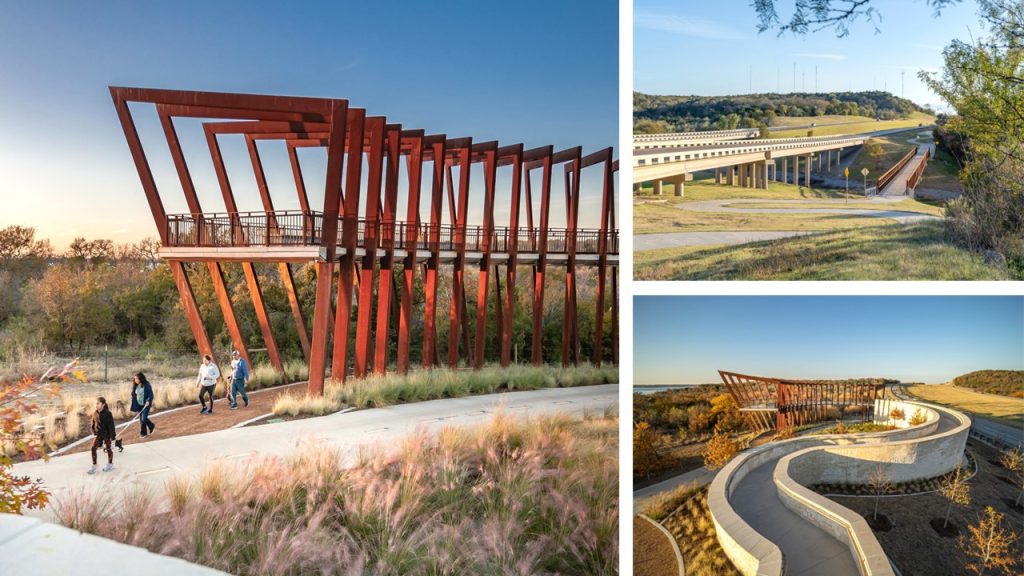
left=165, top=211, right=619, bottom=255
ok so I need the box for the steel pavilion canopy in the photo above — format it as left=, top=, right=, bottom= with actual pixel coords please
left=110, top=87, right=619, bottom=395
left=719, top=370, right=886, bottom=431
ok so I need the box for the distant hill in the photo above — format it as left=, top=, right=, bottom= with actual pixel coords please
left=950, top=370, right=1024, bottom=398
left=634, top=91, right=932, bottom=133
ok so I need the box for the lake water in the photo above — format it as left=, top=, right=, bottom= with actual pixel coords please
left=634, top=385, right=704, bottom=394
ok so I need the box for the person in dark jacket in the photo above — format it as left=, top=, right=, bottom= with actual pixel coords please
left=88, top=397, right=116, bottom=474
left=132, top=372, right=156, bottom=438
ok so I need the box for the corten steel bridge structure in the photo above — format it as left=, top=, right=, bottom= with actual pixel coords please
left=111, top=87, right=619, bottom=395
left=719, top=370, right=887, bottom=432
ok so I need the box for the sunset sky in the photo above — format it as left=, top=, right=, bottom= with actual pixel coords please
left=0, top=1, right=617, bottom=248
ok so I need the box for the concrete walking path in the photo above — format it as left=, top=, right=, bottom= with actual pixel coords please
left=14, top=385, right=618, bottom=521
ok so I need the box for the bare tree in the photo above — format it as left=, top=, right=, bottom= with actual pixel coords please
left=938, top=464, right=972, bottom=528
left=752, top=0, right=961, bottom=37
left=866, top=465, right=894, bottom=520
left=998, top=448, right=1024, bottom=507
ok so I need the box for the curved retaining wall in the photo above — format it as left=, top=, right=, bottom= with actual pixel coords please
left=708, top=400, right=969, bottom=576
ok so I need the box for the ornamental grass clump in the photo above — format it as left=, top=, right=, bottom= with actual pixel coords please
left=53, top=412, right=618, bottom=576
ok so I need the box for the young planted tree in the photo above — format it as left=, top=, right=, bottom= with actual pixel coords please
left=938, top=464, right=972, bottom=529
left=889, top=407, right=905, bottom=422
left=0, top=360, right=86, bottom=513
left=908, top=408, right=928, bottom=426
left=867, top=465, right=895, bottom=520
left=703, top=425, right=741, bottom=470
left=998, top=447, right=1024, bottom=507
left=960, top=506, right=1020, bottom=576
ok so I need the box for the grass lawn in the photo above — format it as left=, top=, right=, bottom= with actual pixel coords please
left=633, top=179, right=943, bottom=233
left=907, top=383, right=1024, bottom=427
left=844, top=135, right=915, bottom=182
left=634, top=221, right=1009, bottom=280
left=769, top=112, right=935, bottom=138
left=770, top=114, right=878, bottom=128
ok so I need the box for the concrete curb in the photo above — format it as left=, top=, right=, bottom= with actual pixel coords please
left=637, top=513, right=685, bottom=576
left=0, top=513, right=227, bottom=575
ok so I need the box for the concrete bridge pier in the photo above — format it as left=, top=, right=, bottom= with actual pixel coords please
left=726, top=165, right=735, bottom=186
left=653, top=180, right=663, bottom=195
left=804, top=153, right=812, bottom=186
left=780, top=157, right=788, bottom=183
left=671, top=174, right=686, bottom=197
left=759, top=161, right=769, bottom=189
left=826, top=150, right=833, bottom=174
left=633, top=183, right=641, bottom=194
left=715, top=167, right=722, bottom=185
left=835, top=147, right=843, bottom=175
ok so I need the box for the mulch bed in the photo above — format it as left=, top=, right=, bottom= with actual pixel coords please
left=928, top=518, right=960, bottom=538
left=633, top=515, right=680, bottom=576
left=1001, top=498, right=1024, bottom=514
left=863, top=512, right=893, bottom=532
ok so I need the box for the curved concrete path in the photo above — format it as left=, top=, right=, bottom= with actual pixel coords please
left=726, top=408, right=962, bottom=576
left=14, top=385, right=618, bottom=521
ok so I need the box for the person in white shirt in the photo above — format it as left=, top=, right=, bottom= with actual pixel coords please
left=196, top=355, right=220, bottom=415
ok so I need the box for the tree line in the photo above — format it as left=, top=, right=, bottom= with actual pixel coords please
left=0, top=226, right=615, bottom=367
left=634, top=91, right=929, bottom=133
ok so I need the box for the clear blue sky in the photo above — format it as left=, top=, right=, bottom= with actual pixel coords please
left=634, top=0, right=983, bottom=109
left=634, top=296, right=1024, bottom=385
left=0, top=1, right=617, bottom=248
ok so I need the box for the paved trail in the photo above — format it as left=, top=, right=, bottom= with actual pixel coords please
left=15, top=385, right=618, bottom=521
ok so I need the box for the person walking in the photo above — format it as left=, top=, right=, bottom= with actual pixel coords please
left=87, top=397, right=116, bottom=474
left=132, top=372, right=156, bottom=438
left=196, top=355, right=220, bottom=415
left=229, top=350, right=249, bottom=410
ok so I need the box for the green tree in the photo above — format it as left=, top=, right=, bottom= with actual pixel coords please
left=921, top=0, right=1024, bottom=273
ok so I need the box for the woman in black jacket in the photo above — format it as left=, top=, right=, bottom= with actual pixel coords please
left=88, top=396, right=116, bottom=474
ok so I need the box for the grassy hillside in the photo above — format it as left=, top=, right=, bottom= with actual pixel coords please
left=634, top=221, right=1010, bottom=281
left=769, top=112, right=935, bottom=138
left=908, top=383, right=1024, bottom=426
left=950, top=370, right=1024, bottom=398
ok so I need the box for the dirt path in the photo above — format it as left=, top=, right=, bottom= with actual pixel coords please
left=65, top=381, right=306, bottom=455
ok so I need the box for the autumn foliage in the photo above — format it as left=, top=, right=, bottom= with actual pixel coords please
left=0, top=359, right=86, bottom=513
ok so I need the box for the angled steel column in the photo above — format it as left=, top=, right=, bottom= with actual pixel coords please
left=447, top=146, right=473, bottom=367
left=309, top=100, right=350, bottom=395
left=155, top=108, right=248, bottom=367
left=204, top=125, right=283, bottom=372
left=422, top=137, right=447, bottom=367
left=332, top=109, right=366, bottom=381
left=530, top=148, right=553, bottom=365
left=354, top=118, right=387, bottom=378
left=374, top=125, right=404, bottom=374
left=246, top=136, right=311, bottom=363
left=398, top=134, right=425, bottom=373
left=562, top=148, right=583, bottom=366
left=593, top=149, right=613, bottom=366
left=473, top=143, right=498, bottom=369
left=500, top=144, right=524, bottom=367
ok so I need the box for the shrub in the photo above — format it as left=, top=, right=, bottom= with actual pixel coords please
left=908, top=408, right=927, bottom=426
left=890, top=408, right=906, bottom=421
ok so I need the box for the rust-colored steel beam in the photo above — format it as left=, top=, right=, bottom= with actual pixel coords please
left=112, top=87, right=618, bottom=397
left=473, top=142, right=499, bottom=369
left=332, top=109, right=367, bottom=382
left=398, top=134, right=425, bottom=373
left=354, top=118, right=387, bottom=378
left=168, top=262, right=215, bottom=361
left=374, top=124, right=403, bottom=374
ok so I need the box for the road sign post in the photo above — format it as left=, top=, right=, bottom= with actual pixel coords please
left=861, top=167, right=869, bottom=196
left=844, top=166, right=850, bottom=202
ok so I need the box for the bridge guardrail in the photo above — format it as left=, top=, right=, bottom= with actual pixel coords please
left=877, top=147, right=917, bottom=191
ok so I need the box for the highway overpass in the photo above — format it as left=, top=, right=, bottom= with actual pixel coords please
left=633, top=134, right=867, bottom=195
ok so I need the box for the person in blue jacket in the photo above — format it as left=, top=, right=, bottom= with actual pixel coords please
left=229, top=350, right=250, bottom=409
left=131, top=372, right=156, bottom=438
